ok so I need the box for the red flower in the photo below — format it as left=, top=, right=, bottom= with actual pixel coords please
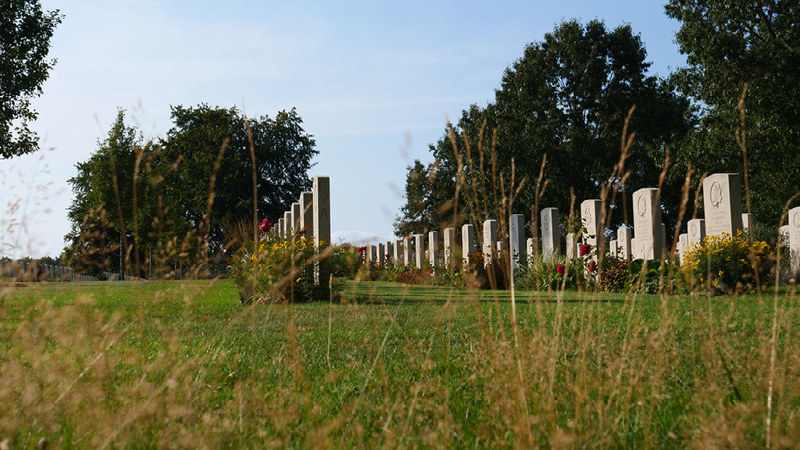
left=259, top=218, right=272, bottom=233
left=556, top=264, right=565, bottom=276
left=579, top=244, right=591, bottom=256
left=587, top=260, right=597, bottom=273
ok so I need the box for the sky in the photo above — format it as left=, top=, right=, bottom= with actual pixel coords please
left=0, top=0, right=688, bottom=258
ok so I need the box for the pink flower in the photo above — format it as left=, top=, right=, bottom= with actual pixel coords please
left=259, top=218, right=272, bottom=233
left=579, top=244, right=591, bottom=256
left=556, top=264, right=565, bottom=276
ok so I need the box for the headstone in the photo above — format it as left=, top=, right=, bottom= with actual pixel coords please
left=609, top=240, right=618, bottom=258
left=483, top=220, right=497, bottom=267
left=703, top=173, right=743, bottom=237
left=291, top=203, right=301, bottom=237
left=580, top=199, right=602, bottom=247
left=403, top=236, right=412, bottom=266
left=394, top=239, right=403, bottom=265
left=277, top=218, right=284, bottom=238
left=385, top=241, right=393, bottom=263
left=377, top=243, right=385, bottom=264
left=428, top=231, right=439, bottom=267
left=779, top=225, right=790, bottom=247
left=284, top=211, right=291, bottom=236
left=687, top=218, right=706, bottom=249
left=631, top=188, right=663, bottom=259
left=368, top=245, right=377, bottom=264
left=566, top=233, right=576, bottom=258
left=678, top=233, right=689, bottom=265
left=414, top=234, right=425, bottom=269
left=526, top=238, right=534, bottom=264
left=617, top=226, right=633, bottom=260
left=509, top=214, right=526, bottom=270
left=742, top=213, right=753, bottom=233
left=660, top=223, right=667, bottom=257
left=790, top=207, right=800, bottom=274
left=312, top=176, right=331, bottom=286
left=496, top=241, right=504, bottom=252
left=300, top=191, right=314, bottom=237
left=540, top=207, right=560, bottom=258
left=443, top=228, right=456, bottom=266
left=462, top=224, right=475, bottom=266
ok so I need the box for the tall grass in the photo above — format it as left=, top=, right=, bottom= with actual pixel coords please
left=2, top=94, right=800, bottom=447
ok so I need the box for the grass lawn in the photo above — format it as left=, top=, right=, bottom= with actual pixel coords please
left=1, top=279, right=799, bottom=447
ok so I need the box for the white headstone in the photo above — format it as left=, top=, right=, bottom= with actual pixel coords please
left=300, top=191, right=314, bottom=237
left=394, top=239, right=403, bottom=265
left=483, top=220, right=497, bottom=267
left=779, top=225, right=790, bottom=248
left=742, top=213, right=753, bottom=233
left=462, top=224, right=475, bottom=266
left=428, top=231, right=439, bottom=267
left=566, top=233, right=576, bottom=258
left=312, top=176, right=331, bottom=247
left=403, top=236, right=412, bottom=267
left=632, top=188, right=663, bottom=259
left=526, top=238, right=534, bottom=264
left=678, top=233, right=689, bottom=265
left=703, top=173, right=743, bottom=237
left=378, top=243, right=385, bottom=264
left=580, top=200, right=602, bottom=247
left=541, top=207, right=560, bottom=258
left=496, top=241, right=504, bottom=252
left=443, top=228, right=456, bottom=266
left=284, top=211, right=291, bottom=236
left=385, top=241, right=393, bottom=263
left=617, top=226, right=633, bottom=260
left=277, top=218, right=284, bottom=238
left=687, top=218, right=706, bottom=249
left=609, top=239, right=618, bottom=258
left=509, top=214, right=526, bottom=270
left=291, top=202, right=301, bottom=237
left=790, top=207, right=800, bottom=274
left=414, top=233, right=425, bottom=269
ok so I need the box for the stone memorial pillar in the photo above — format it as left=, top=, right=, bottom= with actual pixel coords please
left=632, top=188, right=664, bottom=259
left=566, top=233, right=576, bottom=258
left=617, top=226, right=632, bottom=260
left=526, top=238, right=534, bottom=264
left=277, top=218, right=284, bottom=238
left=282, top=211, right=290, bottom=236
left=443, top=228, right=455, bottom=266
left=462, top=224, right=475, bottom=266
left=483, top=220, right=497, bottom=267
left=789, top=207, right=800, bottom=274
left=300, top=191, right=314, bottom=237
left=541, top=207, right=560, bottom=258
left=609, top=240, right=618, bottom=258
left=703, top=173, right=743, bottom=237
left=510, top=213, right=526, bottom=270
left=414, top=234, right=425, bottom=269
left=428, top=231, right=439, bottom=267
left=580, top=199, right=602, bottom=247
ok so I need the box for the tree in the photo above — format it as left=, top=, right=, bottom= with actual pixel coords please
left=396, top=20, right=691, bottom=236
left=158, top=105, right=317, bottom=256
left=665, top=0, right=800, bottom=225
left=0, top=0, right=62, bottom=158
left=65, top=106, right=318, bottom=278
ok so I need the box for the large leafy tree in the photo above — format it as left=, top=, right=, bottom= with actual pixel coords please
left=66, top=106, right=317, bottom=278
left=158, top=105, right=317, bottom=255
left=0, top=0, right=62, bottom=158
left=665, top=0, right=800, bottom=224
left=396, top=20, right=691, bottom=236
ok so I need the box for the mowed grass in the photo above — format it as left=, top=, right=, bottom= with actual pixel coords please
left=2, top=280, right=799, bottom=447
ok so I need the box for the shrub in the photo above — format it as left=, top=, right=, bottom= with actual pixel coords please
left=682, top=231, right=774, bottom=294
left=229, top=231, right=342, bottom=304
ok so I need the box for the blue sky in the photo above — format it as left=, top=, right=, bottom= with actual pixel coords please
left=1, top=0, right=687, bottom=258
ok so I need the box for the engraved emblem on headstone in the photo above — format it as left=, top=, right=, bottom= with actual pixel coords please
left=637, top=195, right=647, bottom=217
left=709, top=181, right=723, bottom=208
left=690, top=222, right=698, bottom=237
left=794, top=211, right=800, bottom=229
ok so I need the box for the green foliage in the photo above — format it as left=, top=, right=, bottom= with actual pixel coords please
left=0, top=0, right=62, bottom=158
left=682, top=232, right=774, bottom=294
left=65, top=106, right=317, bottom=278
left=395, top=20, right=691, bottom=233
left=665, top=0, right=800, bottom=226
left=229, top=233, right=341, bottom=303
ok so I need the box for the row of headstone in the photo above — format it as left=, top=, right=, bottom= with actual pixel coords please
left=0, top=262, right=110, bottom=282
